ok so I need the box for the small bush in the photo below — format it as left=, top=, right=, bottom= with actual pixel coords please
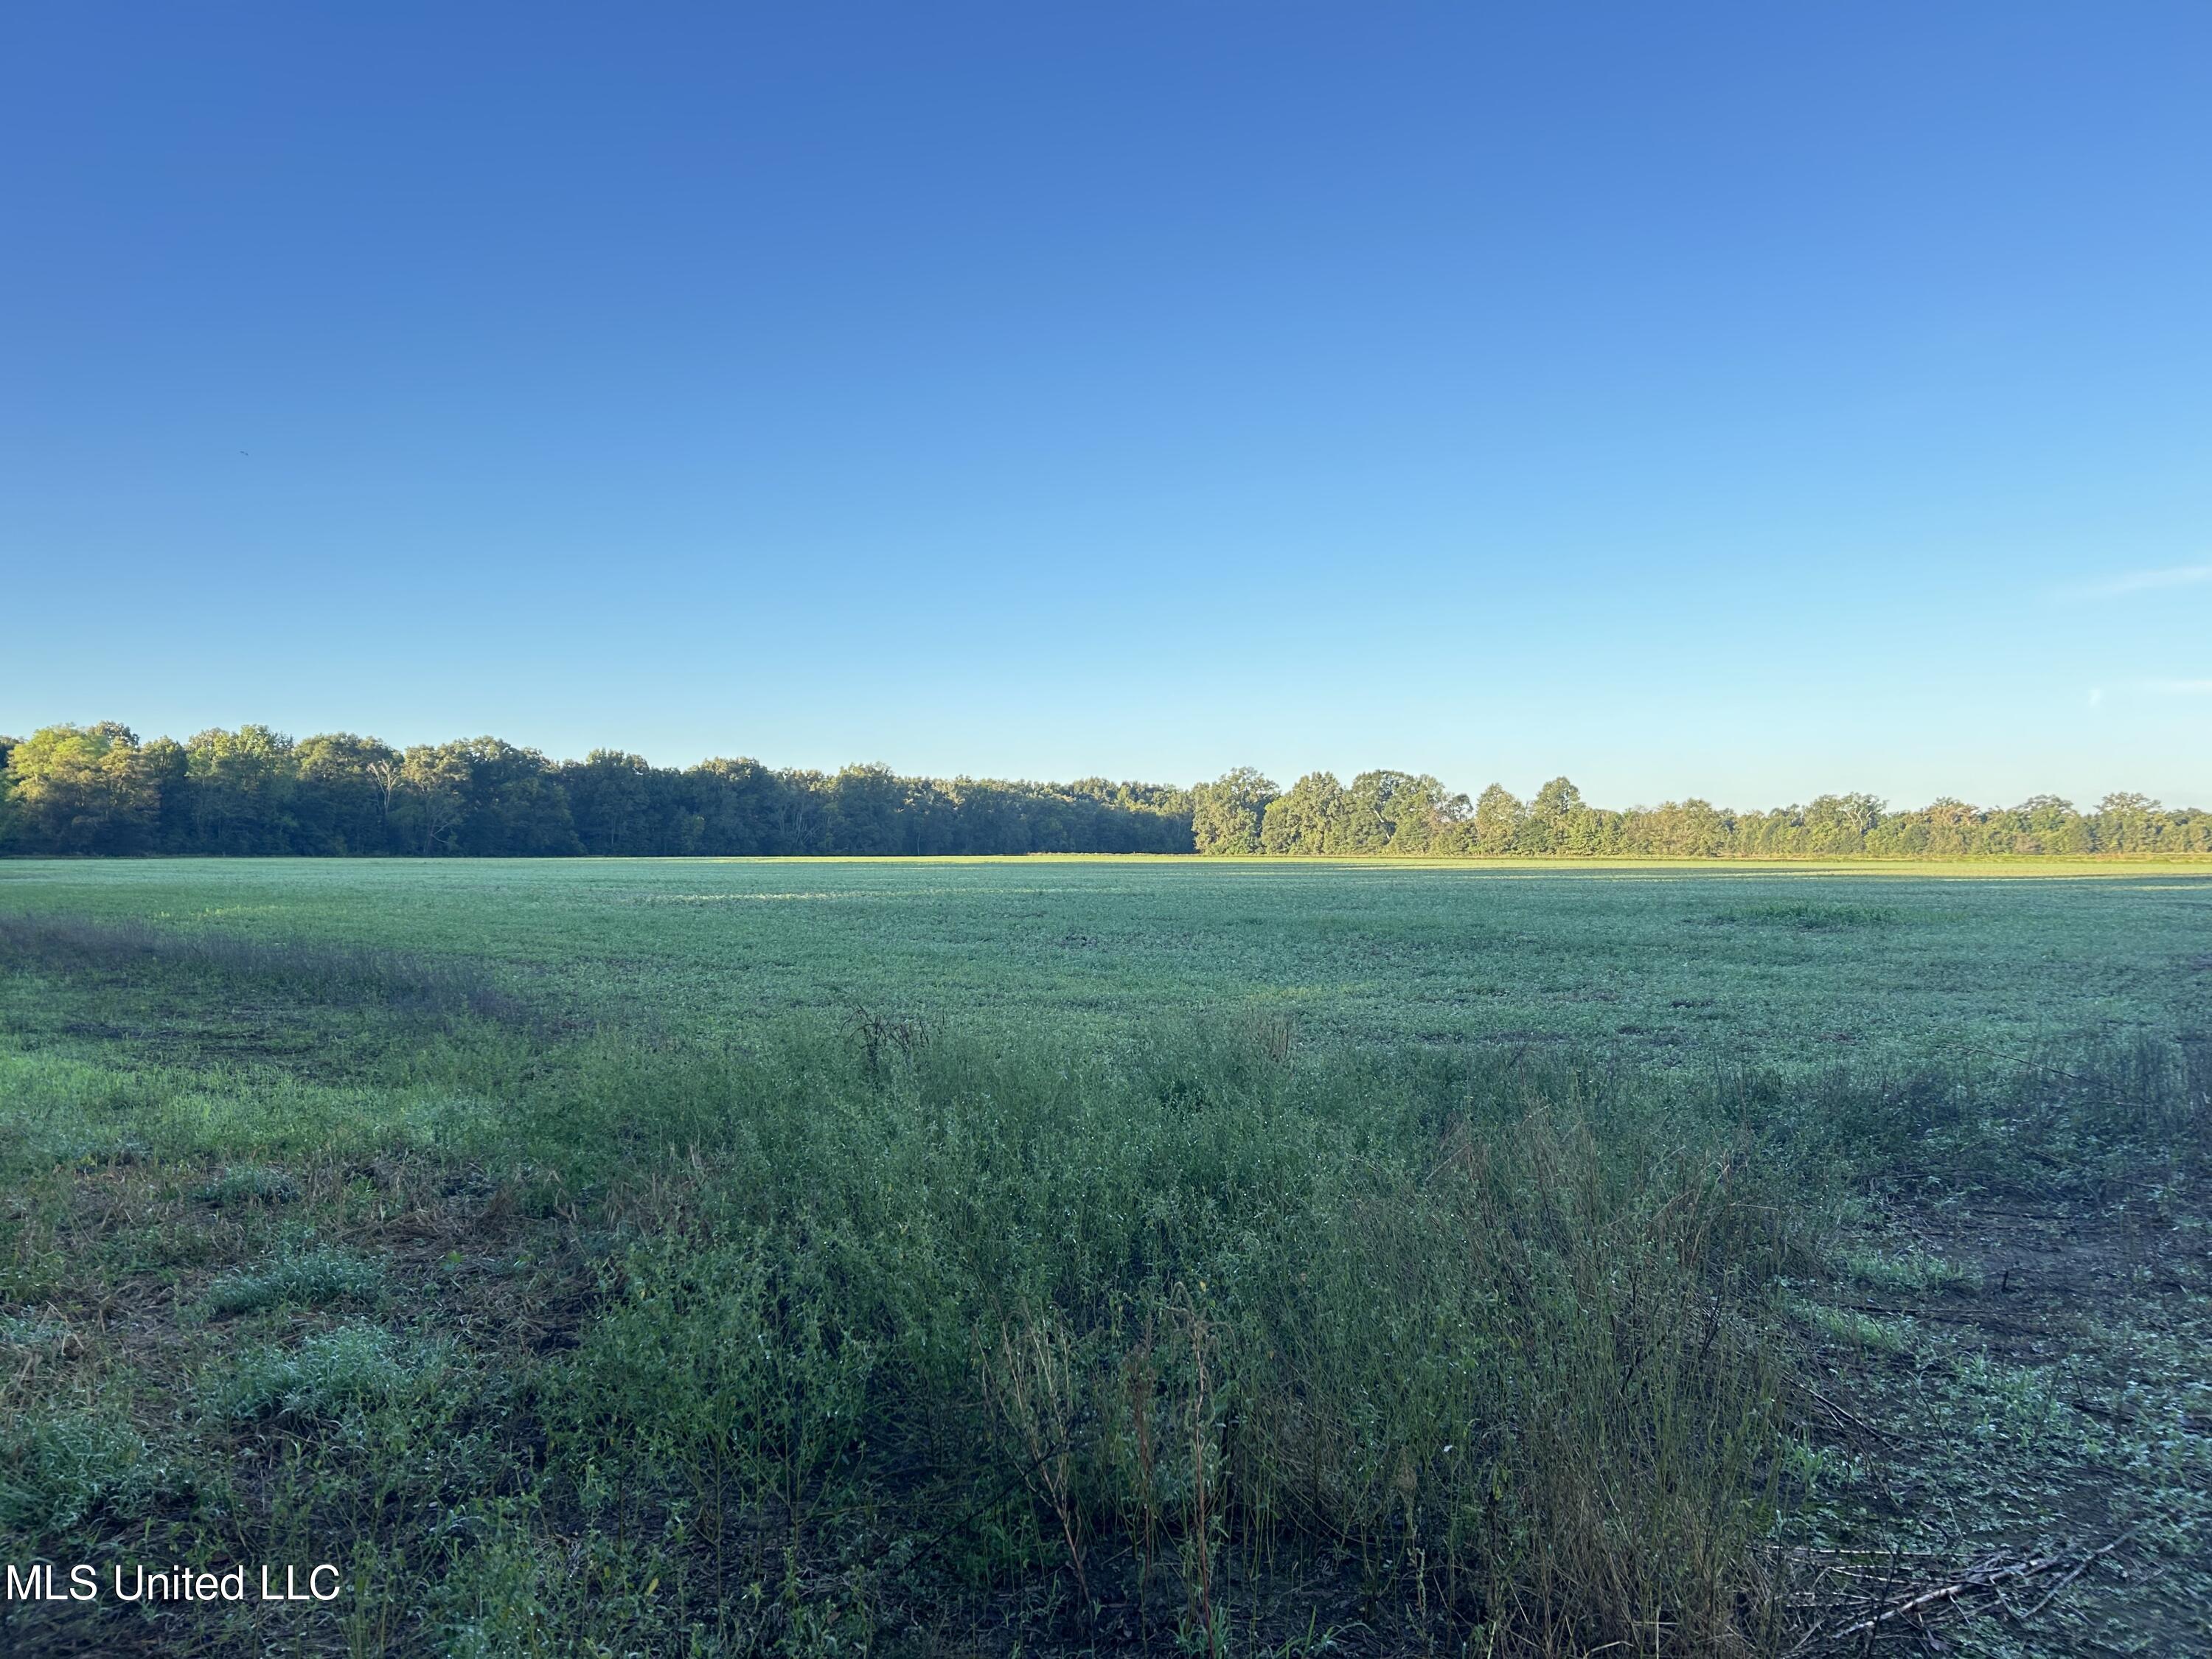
left=201, top=1246, right=383, bottom=1318
left=0, top=1312, right=71, bottom=1351
left=555, top=1229, right=876, bottom=1536
left=1833, top=1245, right=1979, bottom=1293
left=192, top=1165, right=299, bottom=1207
left=218, top=1324, right=442, bottom=1422
left=0, top=1410, right=172, bottom=1534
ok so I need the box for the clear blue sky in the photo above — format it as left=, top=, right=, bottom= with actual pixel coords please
left=4, top=4, right=2208, bottom=808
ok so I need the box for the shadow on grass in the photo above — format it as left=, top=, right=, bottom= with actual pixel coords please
left=0, top=912, right=533, bottom=1026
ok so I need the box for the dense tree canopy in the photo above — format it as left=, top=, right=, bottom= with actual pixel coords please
left=1, top=723, right=2205, bottom=857
left=1206, top=771, right=2210, bottom=857
left=0, top=725, right=1192, bottom=858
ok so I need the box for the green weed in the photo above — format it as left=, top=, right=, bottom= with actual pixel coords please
left=216, top=1324, right=443, bottom=1422
left=192, top=1164, right=300, bottom=1206
left=200, top=1245, right=385, bottom=1318
left=1832, top=1245, right=1980, bottom=1293
left=0, top=1410, right=174, bottom=1532
left=1789, top=1298, right=1908, bottom=1353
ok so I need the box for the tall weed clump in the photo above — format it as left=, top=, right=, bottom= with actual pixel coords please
left=538, top=1019, right=1802, bottom=1650
left=554, top=1226, right=876, bottom=1577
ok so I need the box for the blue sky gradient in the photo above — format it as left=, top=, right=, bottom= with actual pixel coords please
left=4, top=4, right=2208, bottom=805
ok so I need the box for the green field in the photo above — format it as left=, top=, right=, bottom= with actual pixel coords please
left=6, top=855, right=2208, bottom=1061
left=1, top=858, right=2207, bottom=1656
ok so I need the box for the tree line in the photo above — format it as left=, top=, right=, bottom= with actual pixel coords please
left=1189, top=768, right=2211, bottom=857
left=1, top=722, right=2204, bottom=858
left=0, top=724, right=1192, bottom=857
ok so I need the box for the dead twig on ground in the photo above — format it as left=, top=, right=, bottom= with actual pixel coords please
left=1827, top=1551, right=2064, bottom=1642
left=1812, top=1519, right=2153, bottom=1649
left=1803, top=1385, right=1899, bottom=1444
left=2013, top=1520, right=2146, bottom=1621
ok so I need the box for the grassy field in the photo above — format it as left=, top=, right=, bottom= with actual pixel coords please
left=4, top=855, right=2208, bottom=1062
left=1, top=858, right=2207, bottom=1657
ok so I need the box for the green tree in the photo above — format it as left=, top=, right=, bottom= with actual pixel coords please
left=2, top=723, right=165, bottom=852
left=1190, top=768, right=1278, bottom=855
left=1470, top=784, right=1526, bottom=854
left=184, top=725, right=299, bottom=854
left=1637, top=799, right=1731, bottom=857
left=1261, top=772, right=1348, bottom=855
left=900, top=777, right=960, bottom=854
left=394, top=744, right=472, bottom=855
left=0, top=734, right=19, bottom=849
left=826, top=764, right=907, bottom=855
left=2093, top=791, right=2160, bottom=853
left=1524, top=776, right=1596, bottom=855
left=2003, top=795, right=2088, bottom=855
left=1801, top=793, right=1882, bottom=856
left=1913, top=798, right=1985, bottom=858
left=293, top=734, right=403, bottom=854
left=447, top=739, right=582, bottom=856
left=772, top=770, right=832, bottom=854
left=141, top=737, right=192, bottom=851
left=561, top=751, right=658, bottom=855
left=685, top=757, right=787, bottom=855
left=1343, top=770, right=1458, bottom=855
